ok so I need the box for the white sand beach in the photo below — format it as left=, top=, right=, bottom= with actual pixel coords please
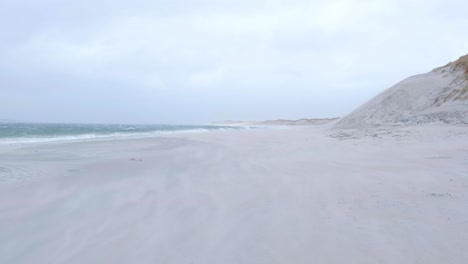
left=2, top=0, right=468, bottom=261
left=1, top=124, right=467, bottom=263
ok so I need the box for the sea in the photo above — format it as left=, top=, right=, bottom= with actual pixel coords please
left=0, top=122, right=247, bottom=144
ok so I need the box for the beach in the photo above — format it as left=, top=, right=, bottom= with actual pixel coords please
left=1, top=125, right=468, bottom=263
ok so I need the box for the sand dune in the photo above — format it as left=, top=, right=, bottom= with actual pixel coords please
left=214, top=118, right=338, bottom=126
left=336, top=55, right=468, bottom=128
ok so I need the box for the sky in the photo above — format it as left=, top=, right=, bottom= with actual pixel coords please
left=1, top=0, right=467, bottom=124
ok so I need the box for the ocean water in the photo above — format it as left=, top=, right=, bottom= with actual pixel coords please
left=0, top=123, right=246, bottom=144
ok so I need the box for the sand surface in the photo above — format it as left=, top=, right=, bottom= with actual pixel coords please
left=1, top=125, right=468, bottom=263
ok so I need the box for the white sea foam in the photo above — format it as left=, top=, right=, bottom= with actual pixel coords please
left=0, top=126, right=254, bottom=145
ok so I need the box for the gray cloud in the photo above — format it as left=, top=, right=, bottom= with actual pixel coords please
left=1, top=0, right=467, bottom=124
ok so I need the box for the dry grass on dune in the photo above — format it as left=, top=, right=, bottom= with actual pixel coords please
left=452, top=54, right=468, bottom=75
left=437, top=54, right=468, bottom=102
left=433, top=54, right=468, bottom=77
left=451, top=55, right=468, bottom=100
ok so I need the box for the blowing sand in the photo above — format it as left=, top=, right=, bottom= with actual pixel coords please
left=1, top=125, right=468, bottom=263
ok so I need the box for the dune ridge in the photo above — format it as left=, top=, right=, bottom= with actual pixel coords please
left=336, top=54, right=468, bottom=128
left=213, top=118, right=339, bottom=126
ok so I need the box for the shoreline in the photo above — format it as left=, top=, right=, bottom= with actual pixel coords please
left=0, top=125, right=259, bottom=146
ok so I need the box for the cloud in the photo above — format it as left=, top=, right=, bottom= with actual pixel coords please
left=1, top=0, right=467, bottom=123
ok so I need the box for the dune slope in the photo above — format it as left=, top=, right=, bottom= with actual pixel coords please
left=336, top=55, right=468, bottom=128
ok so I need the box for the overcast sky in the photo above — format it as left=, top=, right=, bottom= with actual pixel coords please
left=1, top=0, right=467, bottom=124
